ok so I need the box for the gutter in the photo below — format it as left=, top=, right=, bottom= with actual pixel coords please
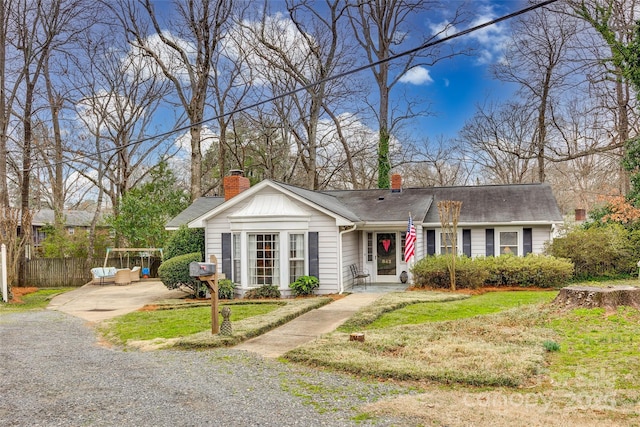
left=338, top=224, right=357, bottom=294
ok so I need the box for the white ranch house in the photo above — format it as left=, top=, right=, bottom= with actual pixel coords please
left=167, top=173, right=563, bottom=297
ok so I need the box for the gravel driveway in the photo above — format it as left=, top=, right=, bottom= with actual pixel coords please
left=0, top=310, right=411, bottom=426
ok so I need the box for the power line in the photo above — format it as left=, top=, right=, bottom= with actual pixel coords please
left=17, top=0, right=559, bottom=172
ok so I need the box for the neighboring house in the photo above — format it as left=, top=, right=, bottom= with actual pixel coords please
left=29, top=210, right=105, bottom=256
left=171, top=172, right=563, bottom=296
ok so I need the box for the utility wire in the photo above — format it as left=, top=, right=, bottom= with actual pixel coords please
left=17, top=0, right=559, bottom=171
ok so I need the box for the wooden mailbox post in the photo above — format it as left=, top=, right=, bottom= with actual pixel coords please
left=190, top=255, right=219, bottom=335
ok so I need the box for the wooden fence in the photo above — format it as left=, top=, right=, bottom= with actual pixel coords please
left=22, top=257, right=163, bottom=288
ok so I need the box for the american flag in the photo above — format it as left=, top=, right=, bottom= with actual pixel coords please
left=404, top=215, right=416, bottom=262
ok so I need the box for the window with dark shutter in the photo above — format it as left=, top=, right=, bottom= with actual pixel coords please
left=463, top=229, right=471, bottom=257
left=426, top=229, right=436, bottom=255
left=222, top=233, right=232, bottom=278
left=486, top=229, right=494, bottom=256
left=308, top=232, right=319, bottom=278
left=523, top=228, right=533, bottom=255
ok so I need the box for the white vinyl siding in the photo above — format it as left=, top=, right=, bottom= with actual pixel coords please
left=430, top=225, right=556, bottom=258
left=203, top=190, right=341, bottom=294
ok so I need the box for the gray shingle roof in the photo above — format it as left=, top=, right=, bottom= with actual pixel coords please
left=32, top=210, right=101, bottom=227
left=165, top=196, right=225, bottom=229
left=422, top=183, right=563, bottom=224
left=169, top=181, right=562, bottom=228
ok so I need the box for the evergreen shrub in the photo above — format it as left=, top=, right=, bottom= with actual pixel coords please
left=244, top=285, right=281, bottom=299
left=545, top=224, right=638, bottom=278
left=158, top=252, right=202, bottom=292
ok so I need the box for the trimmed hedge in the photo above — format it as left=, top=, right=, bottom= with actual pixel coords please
left=411, top=254, right=573, bottom=289
left=158, top=252, right=202, bottom=291
left=411, top=255, right=488, bottom=289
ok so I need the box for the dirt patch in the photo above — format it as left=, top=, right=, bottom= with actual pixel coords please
left=138, top=304, right=160, bottom=312
left=8, top=287, right=39, bottom=303
left=365, top=386, right=636, bottom=427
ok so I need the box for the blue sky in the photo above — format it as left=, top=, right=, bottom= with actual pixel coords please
left=398, top=0, right=528, bottom=141
left=148, top=0, right=529, bottom=147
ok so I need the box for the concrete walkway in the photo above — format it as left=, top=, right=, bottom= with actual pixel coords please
left=48, top=281, right=188, bottom=322
left=234, top=293, right=382, bottom=358
left=49, top=282, right=395, bottom=358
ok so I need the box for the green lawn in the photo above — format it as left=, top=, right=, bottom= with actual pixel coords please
left=105, top=303, right=283, bottom=342
left=367, top=290, right=558, bottom=328
left=0, top=288, right=72, bottom=312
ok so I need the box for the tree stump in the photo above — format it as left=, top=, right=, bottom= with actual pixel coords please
left=553, top=285, right=640, bottom=311
left=349, top=332, right=365, bottom=342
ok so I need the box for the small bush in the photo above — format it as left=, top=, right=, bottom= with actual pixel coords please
left=244, top=285, right=281, bottom=299
left=158, top=252, right=202, bottom=292
left=164, top=225, right=205, bottom=260
left=289, top=275, right=320, bottom=296
left=218, top=279, right=235, bottom=300
left=543, top=340, right=560, bottom=352
left=412, top=256, right=488, bottom=289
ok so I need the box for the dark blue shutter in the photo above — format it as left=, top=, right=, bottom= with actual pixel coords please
left=308, top=232, right=319, bottom=278
left=485, top=229, right=494, bottom=256
left=221, top=233, right=232, bottom=279
left=463, top=229, right=471, bottom=257
left=426, top=229, right=436, bottom=255
left=523, top=228, right=533, bottom=255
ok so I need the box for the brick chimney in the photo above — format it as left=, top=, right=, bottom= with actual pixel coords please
left=575, top=208, right=586, bottom=222
left=391, top=174, right=402, bottom=193
left=223, top=170, right=250, bottom=201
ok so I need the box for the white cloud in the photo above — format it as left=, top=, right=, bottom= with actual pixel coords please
left=429, top=20, right=458, bottom=39
left=76, top=90, right=137, bottom=134
left=227, top=13, right=318, bottom=87
left=465, top=8, right=510, bottom=65
left=399, top=66, right=433, bottom=85
left=125, top=32, right=197, bottom=82
left=172, top=126, right=218, bottom=157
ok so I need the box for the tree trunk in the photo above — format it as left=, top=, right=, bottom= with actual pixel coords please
left=553, top=285, right=640, bottom=310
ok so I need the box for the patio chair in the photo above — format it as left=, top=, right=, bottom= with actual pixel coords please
left=349, top=264, right=369, bottom=289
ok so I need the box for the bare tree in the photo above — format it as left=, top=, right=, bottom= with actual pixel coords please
left=347, top=0, right=464, bottom=188
left=400, top=136, right=470, bottom=187
left=111, top=0, right=233, bottom=201
left=459, top=101, right=538, bottom=184
left=438, top=200, right=462, bottom=291
left=239, top=0, right=357, bottom=190
left=492, top=3, right=578, bottom=183
left=0, top=0, right=17, bottom=208
left=572, top=0, right=640, bottom=195
left=71, top=25, right=175, bottom=247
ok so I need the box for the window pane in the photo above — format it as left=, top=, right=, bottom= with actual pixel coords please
left=499, top=232, right=518, bottom=256
left=440, top=232, right=454, bottom=255
left=289, top=234, right=305, bottom=283
left=233, top=233, right=240, bottom=283
left=249, top=233, right=279, bottom=286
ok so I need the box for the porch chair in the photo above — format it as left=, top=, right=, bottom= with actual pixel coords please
left=349, top=264, right=369, bottom=289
